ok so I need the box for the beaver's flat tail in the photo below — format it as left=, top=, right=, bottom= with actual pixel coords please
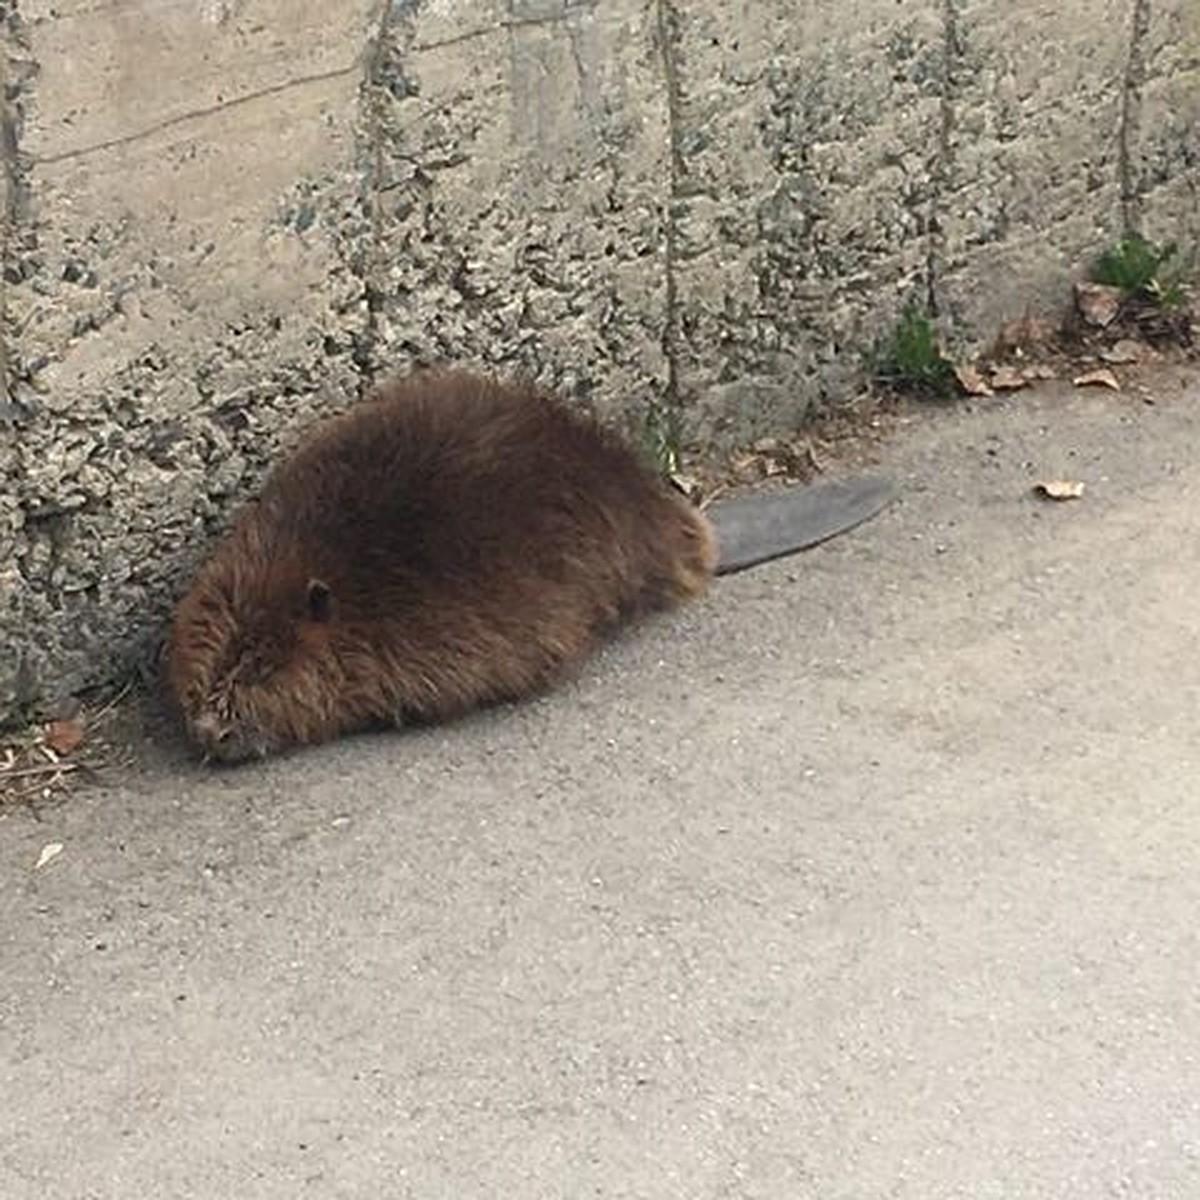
left=709, top=474, right=897, bottom=575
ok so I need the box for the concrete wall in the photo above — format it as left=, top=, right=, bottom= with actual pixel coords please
left=2, top=0, right=1197, bottom=722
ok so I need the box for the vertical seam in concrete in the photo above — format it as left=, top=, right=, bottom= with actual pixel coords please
left=928, top=0, right=961, bottom=318
left=1117, top=0, right=1151, bottom=237
left=0, top=2, right=34, bottom=713
left=0, top=2, right=34, bottom=405
left=653, top=0, right=682, bottom=405
left=0, top=34, right=11, bottom=408
left=355, top=0, right=397, bottom=392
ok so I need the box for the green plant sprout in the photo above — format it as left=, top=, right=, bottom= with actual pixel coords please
left=868, top=303, right=956, bottom=399
left=1093, top=235, right=1185, bottom=310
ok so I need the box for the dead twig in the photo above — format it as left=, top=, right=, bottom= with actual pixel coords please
left=1, top=761, right=82, bottom=781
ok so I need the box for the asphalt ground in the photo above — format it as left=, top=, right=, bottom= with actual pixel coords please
left=3, top=369, right=1199, bottom=1198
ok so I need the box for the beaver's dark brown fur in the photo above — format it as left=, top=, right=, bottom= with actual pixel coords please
left=166, top=368, right=717, bottom=761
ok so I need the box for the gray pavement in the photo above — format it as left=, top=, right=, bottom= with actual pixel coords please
left=4, top=371, right=1200, bottom=1199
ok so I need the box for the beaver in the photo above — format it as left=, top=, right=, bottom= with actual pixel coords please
left=165, top=368, right=894, bottom=763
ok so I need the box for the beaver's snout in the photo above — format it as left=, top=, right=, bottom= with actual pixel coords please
left=189, top=710, right=267, bottom=765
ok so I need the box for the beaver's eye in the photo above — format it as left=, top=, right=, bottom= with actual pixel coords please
left=306, top=579, right=333, bottom=623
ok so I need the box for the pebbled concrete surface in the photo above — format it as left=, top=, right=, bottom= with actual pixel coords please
left=7, top=0, right=1200, bottom=721
left=3, top=371, right=1200, bottom=1199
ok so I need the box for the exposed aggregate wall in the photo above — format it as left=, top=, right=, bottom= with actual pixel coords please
left=1, top=0, right=1197, bottom=719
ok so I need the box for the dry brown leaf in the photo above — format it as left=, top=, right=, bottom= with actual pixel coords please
left=1020, top=363, right=1059, bottom=381
left=44, top=718, right=86, bottom=756
left=35, top=842, right=64, bottom=870
left=955, top=363, right=994, bottom=396
left=668, top=472, right=701, bottom=500
left=1073, top=368, right=1121, bottom=391
left=995, top=315, right=1060, bottom=353
left=989, top=365, right=1029, bottom=392
left=1100, top=340, right=1143, bottom=365
left=1034, top=480, right=1086, bottom=501
left=1074, top=282, right=1123, bottom=328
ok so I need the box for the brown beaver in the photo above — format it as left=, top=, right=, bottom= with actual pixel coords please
left=166, top=368, right=894, bottom=762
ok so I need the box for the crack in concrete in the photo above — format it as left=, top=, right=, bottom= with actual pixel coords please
left=33, top=62, right=362, bottom=166
left=653, top=0, right=682, bottom=406
left=928, top=0, right=962, bottom=318
left=1, top=2, right=36, bottom=408
left=415, top=12, right=574, bottom=55
left=0, top=8, right=30, bottom=225
left=354, top=0, right=399, bottom=391
left=1117, top=0, right=1151, bottom=236
left=565, top=17, right=587, bottom=97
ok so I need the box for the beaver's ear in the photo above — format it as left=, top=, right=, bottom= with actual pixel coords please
left=306, top=579, right=333, bottom=623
